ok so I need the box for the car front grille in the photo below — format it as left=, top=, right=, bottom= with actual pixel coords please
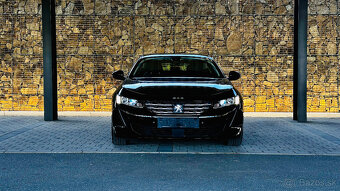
left=145, top=102, right=211, bottom=115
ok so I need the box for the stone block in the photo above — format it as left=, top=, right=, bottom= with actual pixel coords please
left=56, top=0, right=94, bottom=15
left=255, top=16, right=294, bottom=56
left=308, top=16, right=337, bottom=55
left=135, top=16, right=174, bottom=55
left=174, top=0, right=213, bottom=16
left=175, top=17, right=214, bottom=55
left=255, top=0, right=293, bottom=15
left=309, top=0, right=337, bottom=14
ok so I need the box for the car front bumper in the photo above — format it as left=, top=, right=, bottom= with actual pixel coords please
left=112, top=105, right=243, bottom=139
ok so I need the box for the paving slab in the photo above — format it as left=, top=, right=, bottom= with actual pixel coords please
left=0, top=116, right=339, bottom=154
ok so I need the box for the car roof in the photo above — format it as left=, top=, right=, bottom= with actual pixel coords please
left=139, top=54, right=213, bottom=60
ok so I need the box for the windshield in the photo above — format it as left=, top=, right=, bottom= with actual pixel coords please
left=130, top=56, right=224, bottom=78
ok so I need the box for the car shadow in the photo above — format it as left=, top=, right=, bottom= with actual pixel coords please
left=128, top=138, right=218, bottom=145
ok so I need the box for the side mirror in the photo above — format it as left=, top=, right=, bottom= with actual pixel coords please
left=112, top=70, right=125, bottom=80
left=228, top=71, right=241, bottom=81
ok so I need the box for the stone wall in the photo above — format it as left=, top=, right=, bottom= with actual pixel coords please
left=0, top=0, right=339, bottom=112
left=0, top=0, right=43, bottom=111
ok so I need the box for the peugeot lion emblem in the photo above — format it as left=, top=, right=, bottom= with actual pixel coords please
left=173, top=104, right=184, bottom=113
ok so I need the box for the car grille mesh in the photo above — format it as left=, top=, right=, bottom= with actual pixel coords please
left=145, top=102, right=211, bottom=115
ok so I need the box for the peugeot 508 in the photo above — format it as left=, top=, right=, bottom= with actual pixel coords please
left=111, top=54, right=243, bottom=145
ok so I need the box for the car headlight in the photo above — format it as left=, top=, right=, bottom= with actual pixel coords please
left=213, top=95, right=240, bottom=109
left=116, top=95, right=143, bottom=108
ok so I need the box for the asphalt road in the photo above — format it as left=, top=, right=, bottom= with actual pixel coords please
left=0, top=154, right=339, bottom=191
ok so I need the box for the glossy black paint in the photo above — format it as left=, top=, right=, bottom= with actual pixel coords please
left=228, top=71, right=241, bottom=81
left=112, top=70, right=125, bottom=80
left=111, top=54, right=243, bottom=144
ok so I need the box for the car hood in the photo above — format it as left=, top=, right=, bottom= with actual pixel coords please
left=120, top=78, right=237, bottom=100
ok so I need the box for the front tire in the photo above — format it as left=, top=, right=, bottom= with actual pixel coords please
left=222, top=129, right=243, bottom=146
left=111, top=127, right=127, bottom=145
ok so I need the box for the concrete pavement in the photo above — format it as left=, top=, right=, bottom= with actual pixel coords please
left=0, top=115, right=339, bottom=154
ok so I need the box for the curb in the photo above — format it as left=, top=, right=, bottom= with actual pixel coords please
left=245, top=112, right=340, bottom=118
left=0, top=111, right=111, bottom=117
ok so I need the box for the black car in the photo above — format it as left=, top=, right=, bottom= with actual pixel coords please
left=111, top=54, right=243, bottom=145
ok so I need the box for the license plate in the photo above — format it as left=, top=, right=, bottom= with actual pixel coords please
left=157, top=118, right=199, bottom=128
